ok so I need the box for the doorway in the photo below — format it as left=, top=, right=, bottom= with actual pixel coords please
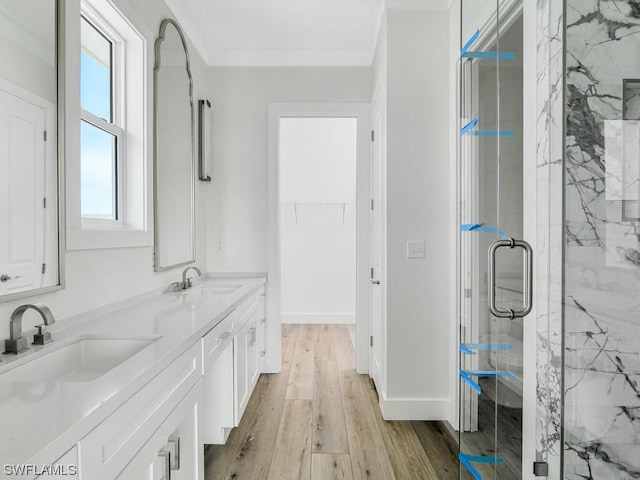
left=267, top=103, right=371, bottom=375
left=279, top=117, right=357, bottom=328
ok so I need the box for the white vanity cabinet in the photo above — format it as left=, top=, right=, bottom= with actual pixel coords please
left=202, top=287, right=266, bottom=442
left=1, top=279, right=269, bottom=480
left=79, top=343, right=203, bottom=480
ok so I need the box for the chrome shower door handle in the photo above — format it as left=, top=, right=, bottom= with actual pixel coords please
left=488, top=238, right=533, bottom=319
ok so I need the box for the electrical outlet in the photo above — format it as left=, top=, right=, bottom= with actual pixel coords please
left=217, top=240, right=224, bottom=251
left=407, top=240, right=425, bottom=259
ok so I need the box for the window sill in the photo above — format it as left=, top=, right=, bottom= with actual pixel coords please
left=66, top=226, right=153, bottom=250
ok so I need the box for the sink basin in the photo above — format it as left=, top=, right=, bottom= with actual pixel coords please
left=0, top=335, right=159, bottom=383
left=183, top=285, right=241, bottom=295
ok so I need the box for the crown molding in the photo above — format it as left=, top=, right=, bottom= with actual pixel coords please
left=164, top=0, right=211, bottom=65
left=204, top=48, right=374, bottom=67
left=385, top=0, right=449, bottom=11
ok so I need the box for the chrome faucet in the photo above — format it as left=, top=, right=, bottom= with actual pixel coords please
left=5, top=303, right=56, bottom=354
left=181, top=266, right=202, bottom=289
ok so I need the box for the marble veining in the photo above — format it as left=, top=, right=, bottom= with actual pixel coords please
left=564, top=1, right=640, bottom=478
left=536, top=0, right=565, bottom=476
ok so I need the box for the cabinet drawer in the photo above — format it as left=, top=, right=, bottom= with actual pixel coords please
left=236, top=288, right=265, bottom=332
left=79, top=344, right=201, bottom=480
left=202, top=312, right=235, bottom=370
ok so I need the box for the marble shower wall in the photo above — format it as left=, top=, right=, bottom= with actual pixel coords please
left=536, top=0, right=564, bottom=477
left=563, top=1, right=640, bottom=478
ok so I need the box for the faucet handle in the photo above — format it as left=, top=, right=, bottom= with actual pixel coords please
left=4, top=337, right=28, bottom=355
left=33, top=324, right=53, bottom=346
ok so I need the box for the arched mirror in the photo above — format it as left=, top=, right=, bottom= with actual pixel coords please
left=0, top=0, right=63, bottom=301
left=153, top=18, right=195, bottom=271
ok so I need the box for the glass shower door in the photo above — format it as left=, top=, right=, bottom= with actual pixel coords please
left=562, top=2, right=640, bottom=478
left=458, top=1, right=527, bottom=478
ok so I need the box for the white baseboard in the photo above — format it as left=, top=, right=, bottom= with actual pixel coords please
left=378, top=395, right=449, bottom=421
left=281, top=313, right=355, bottom=324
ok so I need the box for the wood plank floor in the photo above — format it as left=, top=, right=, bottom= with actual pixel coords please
left=204, top=324, right=459, bottom=480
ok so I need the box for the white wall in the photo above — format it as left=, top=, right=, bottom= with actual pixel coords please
left=279, top=117, right=357, bottom=324
left=205, top=67, right=372, bottom=273
left=373, top=8, right=451, bottom=419
left=0, top=2, right=56, bottom=103
left=0, top=0, right=209, bottom=339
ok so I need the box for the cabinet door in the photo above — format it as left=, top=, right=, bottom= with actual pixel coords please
left=161, top=381, right=202, bottom=480
left=114, top=432, right=164, bottom=480
left=247, top=316, right=258, bottom=391
left=256, top=307, right=266, bottom=373
left=203, top=340, right=234, bottom=444
left=256, top=316, right=267, bottom=381
left=233, top=322, right=249, bottom=426
left=116, top=381, right=203, bottom=480
left=36, top=447, right=79, bottom=479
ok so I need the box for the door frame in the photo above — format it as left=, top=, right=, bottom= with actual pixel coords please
left=369, top=86, right=385, bottom=389
left=0, top=78, right=60, bottom=298
left=267, top=103, right=371, bottom=374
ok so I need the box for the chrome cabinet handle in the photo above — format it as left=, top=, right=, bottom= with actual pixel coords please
left=0, top=274, right=22, bottom=283
left=488, top=238, right=533, bottom=319
left=159, top=450, right=171, bottom=480
left=168, top=435, right=181, bottom=470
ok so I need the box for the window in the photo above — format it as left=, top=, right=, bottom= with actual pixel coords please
left=69, top=0, right=149, bottom=249
left=80, top=14, right=123, bottom=223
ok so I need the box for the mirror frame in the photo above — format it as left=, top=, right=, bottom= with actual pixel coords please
left=1, top=0, right=65, bottom=303
left=152, top=18, right=196, bottom=272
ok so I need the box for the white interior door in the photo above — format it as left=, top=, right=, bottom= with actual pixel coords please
left=369, top=91, right=384, bottom=390
left=0, top=88, right=46, bottom=295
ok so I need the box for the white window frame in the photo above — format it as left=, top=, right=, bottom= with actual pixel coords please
left=80, top=10, right=125, bottom=228
left=67, top=0, right=152, bottom=250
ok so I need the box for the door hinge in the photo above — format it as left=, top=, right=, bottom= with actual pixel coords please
left=44, top=131, right=47, bottom=141
left=464, top=288, right=472, bottom=298
left=371, top=130, right=375, bottom=141
left=42, top=263, right=46, bottom=274
left=43, top=197, right=47, bottom=208
left=371, top=199, right=374, bottom=210
left=533, top=462, right=548, bottom=476
left=370, top=336, right=373, bottom=347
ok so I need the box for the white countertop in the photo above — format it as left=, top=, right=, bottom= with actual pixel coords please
left=0, top=275, right=266, bottom=473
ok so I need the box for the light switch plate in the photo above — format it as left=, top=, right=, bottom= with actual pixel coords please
left=406, top=240, right=425, bottom=259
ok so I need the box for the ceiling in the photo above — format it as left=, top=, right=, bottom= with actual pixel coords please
left=165, top=0, right=449, bottom=66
